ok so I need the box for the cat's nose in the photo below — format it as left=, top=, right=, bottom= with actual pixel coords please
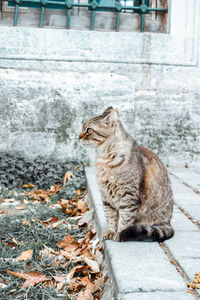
left=78, top=133, right=84, bottom=139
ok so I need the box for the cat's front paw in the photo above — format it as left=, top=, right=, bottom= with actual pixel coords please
left=103, top=231, right=120, bottom=241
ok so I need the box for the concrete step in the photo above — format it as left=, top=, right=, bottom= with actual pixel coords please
left=85, top=167, right=199, bottom=300
left=169, top=173, right=200, bottom=221
left=169, top=167, right=200, bottom=193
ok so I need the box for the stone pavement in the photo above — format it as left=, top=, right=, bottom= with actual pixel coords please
left=86, top=166, right=200, bottom=300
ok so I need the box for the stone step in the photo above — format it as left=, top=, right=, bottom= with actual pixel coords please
left=85, top=167, right=198, bottom=300
left=169, top=167, right=200, bottom=193
left=169, top=174, right=200, bottom=222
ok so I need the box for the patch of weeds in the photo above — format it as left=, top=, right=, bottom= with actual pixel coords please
left=0, top=153, right=86, bottom=189
left=0, top=162, right=105, bottom=300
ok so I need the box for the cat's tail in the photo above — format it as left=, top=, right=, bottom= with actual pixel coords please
left=120, top=223, right=174, bottom=242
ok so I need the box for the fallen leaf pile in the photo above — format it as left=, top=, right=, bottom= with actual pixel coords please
left=0, top=166, right=106, bottom=299
left=188, top=272, right=200, bottom=293
left=24, top=184, right=62, bottom=203
left=7, top=230, right=104, bottom=297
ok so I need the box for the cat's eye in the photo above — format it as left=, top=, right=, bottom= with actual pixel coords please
left=86, top=128, right=92, bottom=134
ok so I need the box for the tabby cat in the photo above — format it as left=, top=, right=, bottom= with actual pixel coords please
left=79, top=107, right=174, bottom=242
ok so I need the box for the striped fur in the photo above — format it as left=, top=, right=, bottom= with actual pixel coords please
left=79, top=107, right=174, bottom=242
left=120, top=223, right=174, bottom=242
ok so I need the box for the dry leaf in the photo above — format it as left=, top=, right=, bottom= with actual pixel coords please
left=52, top=220, right=65, bottom=228
left=67, top=278, right=81, bottom=292
left=79, top=248, right=93, bottom=260
left=16, top=249, right=33, bottom=262
left=94, top=250, right=103, bottom=267
left=22, top=272, right=48, bottom=287
left=63, top=170, right=74, bottom=185
left=39, top=245, right=58, bottom=261
left=83, top=257, right=100, bottom=273
left=60, top=199, right=68, bottom=206
left=39, top=247, right=54, bottom=258
left=24, top=189, right=51, bottom=203
left=88, top=278, right=102, bottom=293
left=57, top=235, right=75, bottom=249
left=39, top=247, right=66, bottom=267
left=78, top=289, right=93, bottom=300
left=63, top=242, right=80, bottom=253
left=23, top=184, right=35, bottom=188
left=68, top=216, right=82, bottom=221
left=52, top=275, right=68, bottom=290
left=60, top=199, right=75, bottom=215
left=50, top=185, right=61, bottom=193
left=80, top=278, right=102, bottom=296
left=76, top=189, right=87, bottom=199
left=52, top=256, right=66, bottom=267
left=60, top=197, right=89, bottom=218
left=56, top=282, right=64, bottom=291
left=80, top=276, right=92, bottom=287
left=60, top=250, right=77, bottom=260
left=80, top=231, right=95, bottom=246
left=78, top=209, right=94, bottom=227
left=7, top=270, right=48, bottom=287
left=41, top=217, right=59, bottom=226
left=44, top=279, right=56, bottom=289
left=67, top=265, right=88, bottom=283
left=77, top=200, right=88, bottom=214
left=0, top=210, right=5, bottom=214
left=53, top=275, right=67, bottom=283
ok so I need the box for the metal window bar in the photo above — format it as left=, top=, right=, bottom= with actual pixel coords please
left=7, top=0, right=168, bottom=31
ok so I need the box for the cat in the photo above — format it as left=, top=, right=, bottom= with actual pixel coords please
left=79, top=106, right=174, bottom=242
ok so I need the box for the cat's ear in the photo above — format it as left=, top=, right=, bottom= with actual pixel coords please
left=101, top=106, right=113, bottom=118
left=102, top=109, right=119, bottom=128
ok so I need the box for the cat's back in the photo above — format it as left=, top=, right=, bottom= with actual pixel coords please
left=139, top=146, right=173, bottom=218
left=140, top=145, right=169, bottom=182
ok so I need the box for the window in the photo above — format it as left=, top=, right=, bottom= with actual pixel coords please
left=2, top=0, right=168, bottom=32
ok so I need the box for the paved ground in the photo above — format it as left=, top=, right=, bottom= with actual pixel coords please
left=86, top=166, right=200, bottom=300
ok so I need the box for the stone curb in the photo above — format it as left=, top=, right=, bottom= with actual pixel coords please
left=85, top=167, right=107, bottom=240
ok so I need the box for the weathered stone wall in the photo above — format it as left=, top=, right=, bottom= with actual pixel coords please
left=134, top=91, right=200, bottom=165
left=0, top=69, right=135, bottom=161
left=0, top=0, right=200, bottom=166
